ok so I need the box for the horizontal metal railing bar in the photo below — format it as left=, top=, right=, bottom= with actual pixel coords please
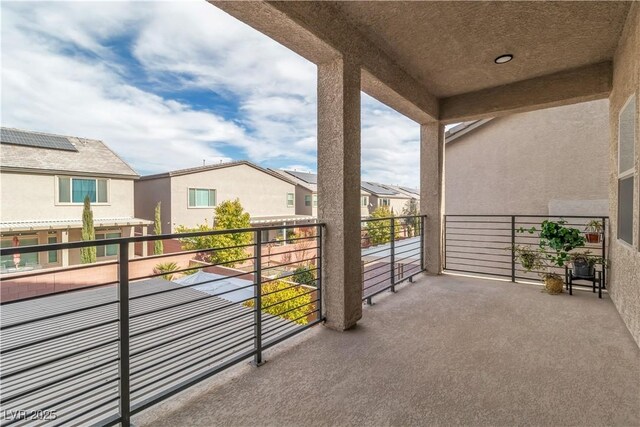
left=261, top=310, right=319, bottom=337
left=445, top=226, right=510, bottom=231
left=262, top=318, right=323, bottom=349
left=129, top=270, right=255, bottom=301
left=445, top=261, right=512, bottom=271
left=363, top=276, right=393, bottom=291
left=446, top=255, right=512, bottom=265
left=1, top=337, right=119, bottom=381
left=130, top=296, right=255, bottom=339
left=130, top=335, right=256, bottom=396
left=445, top=220, right=511, bottom=224
left=130, top=323, right=256, bottom=378
left=269, top=234, right=319, bottom=245
left=392, top=239, right=421, bottom=249
left=445, top=243, right=509, bottom=250
left=446, top=214, right=608, bottom=219
left=258, top=268, right=319, bottom=288
left=0, top=223, right=326, bottom=255
left=362, top=259, right=392, bottom=270
left=261, top=299, right=319, bottom=326
left=261, top=289, right=317, bottom=310
left=1, top=318, right=119, bottom=355
left=446, top=238, right=511, bottom=244
left=261, top=256, right=319, bottom=271
left=445, top=268, right=513, bottom=279
left=1, top=300, right=119, bottom=331
left=445, top=249, right=512, bottom=258
left=394, top=254, right=421, bottom=265
left=0, top=260, right=118, bottom=282
left=0, top=279, right=119, bottom=306
left=1, top=356, right=120, bottom=405
left=259, top=245, right=319, bottom=260
left=363, top=267, right=394, bottom=284
left=260, top=276, right=319, bottom=297
left=130, top=310, right=255, bottom=360
left=393, top=247, right=420, bottom=258
left=129, top=348, right=256, bottom=416
left=132, top=255, right=257, bottom=281
left=446, top=232, right=511, bottom=237
left=360, top=247, right=392, bottom=257
left=52, top=396, right=119, bottom=427
left=361, top=215, right=426, bottom=223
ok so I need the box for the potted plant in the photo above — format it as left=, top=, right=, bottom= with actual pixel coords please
left=512, top=245, right=543, bottom=271
left=584, top=220, right=603, bottom=244
left=568, top=251, right=608, bottom=277
left=520, top=219, right=586, bottom=294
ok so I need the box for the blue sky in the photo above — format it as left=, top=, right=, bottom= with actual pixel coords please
left=1, top=1, right=421, bottom=187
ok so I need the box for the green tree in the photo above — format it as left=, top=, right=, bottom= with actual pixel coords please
left=154, top=201, right=163, bottom=255
left=292, top=265, right=317, bottom=286
left=176, top=199, right=252, bottom=267
left=365, top=206, right=401, bottom=245
left=80, top=195, right=96, bottom=263
left=244, top=280, right=314, bottom=325
left=401, top=199, right=420, bottom=237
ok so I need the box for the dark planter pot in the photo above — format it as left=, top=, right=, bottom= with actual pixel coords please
left=586, top=232, right=601, bottom=244
left=574, top=259, right=595, bottom=277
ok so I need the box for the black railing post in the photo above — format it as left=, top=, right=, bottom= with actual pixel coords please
left=117, top=242, right=131, bottom=427
left=317, top=225, right=323, bottom=320
left=442, top=215, right=446, bottom=271
left=390, top=218, right=396, bottom=293
left=511, top=215, right=516, bottom=283
left=421, top=215, right=426, bottom=272
left=253, top=230, right=264, bottom=366
left=601, top=216, right=607, bottom=289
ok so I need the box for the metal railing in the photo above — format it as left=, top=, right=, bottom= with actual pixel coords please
left=0, top=223, right=324, bottom=426
left=444, top=215, right=608, bottom=287
left=361, top=215, right=426, bottom=304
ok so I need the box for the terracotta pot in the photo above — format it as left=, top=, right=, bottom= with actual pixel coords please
left=586, top=233, right=601, bottom=244
left=544, top=275, right=564, bottom=294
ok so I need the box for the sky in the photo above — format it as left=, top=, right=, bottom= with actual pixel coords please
left=1, top=1, right=422, bottom=187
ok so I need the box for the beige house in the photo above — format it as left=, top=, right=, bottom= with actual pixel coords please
left=361, top=181, right=414, bottom=216
left=445, top=99, right=609, bottom=216
left=135, top=161, right=312, bottom=236
left=273, top=169, right=318, bottom=217
left=0, top=127, right=151, bottom=271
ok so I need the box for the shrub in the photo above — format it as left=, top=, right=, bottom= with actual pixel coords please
left=80, top=195, right=96, bottom=264
left=292, top=265, right=316, bottom=286
left=365, top=206, right=401, bottom=245
left=154, top=201, right=163, bottom=255
left=244, top=280, right=314, bottom=325
left=154, top=262, right=179, bottom=281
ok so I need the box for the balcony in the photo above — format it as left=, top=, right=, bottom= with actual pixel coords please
left=137, top=273, right=639, bottom=426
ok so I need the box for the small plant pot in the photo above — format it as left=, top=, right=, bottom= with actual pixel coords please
left=585, top=233, right=601, bottom=244
left=573, top=259, right=595, bottom=277
left=544, top=275, right=564, bottom=295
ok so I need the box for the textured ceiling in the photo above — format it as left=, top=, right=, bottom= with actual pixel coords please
left=331, top=1, right=631, bottom=97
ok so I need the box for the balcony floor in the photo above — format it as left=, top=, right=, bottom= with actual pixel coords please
left=139, top=274, right=639, bottom=426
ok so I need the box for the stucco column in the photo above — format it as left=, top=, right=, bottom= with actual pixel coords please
left=126, top=226, right=135, bottom=260
left=61, top=229, right=69, bottom=267
left=141, top=226, right=148, bottom=258
left=420, top=122, right=445, bottom=274
left=317, top=57, right=362, bottom=331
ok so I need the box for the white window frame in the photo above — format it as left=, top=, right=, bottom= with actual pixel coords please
left=304, top=194, right=312, bottom=207
left=379, top=198, right=391, bottom=207
left=95, top=230, right=121, bottom=258
left=617, top=94, right=636, bottom=247
left=361, top=195, right=369, bottom=207
left=56, top=176, right=110, bottom=205
left=286, top=192, right=295, bottom=208
left=187, top=188, right=217, bottom=209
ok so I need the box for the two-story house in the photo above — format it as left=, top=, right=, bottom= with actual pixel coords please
left=135, top=161, right=313, bottom=242
left=361, top=181, right=414, bottom=215
left=0, top=128, right=152, bottom=271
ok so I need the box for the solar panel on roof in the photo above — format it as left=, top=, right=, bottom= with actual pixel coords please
left=0, top=128, right=78, bottom=152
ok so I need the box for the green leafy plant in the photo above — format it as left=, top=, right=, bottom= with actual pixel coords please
left=80, top=195, right=96, bottom=264
left=585, top=220, right=604, bottom=233
left=401, top=199, right=420, bottom=237
left=364, top=206, right=401, bottom=246
left=292, top=265, right=316, bottom=286
left=512, top=245, right=544, bottom=272
left=176, top=199, right=252, bottom=267
left=153, top=261, right=179, bottom=281
left=568, top=251, right=608, bottom=268
left=154, top=201, right=163, bottom=255
left=244, top=280, right=314, bottom=325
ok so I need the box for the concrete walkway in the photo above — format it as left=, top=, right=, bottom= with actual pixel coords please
left=138, top=274, right=639, bottom=427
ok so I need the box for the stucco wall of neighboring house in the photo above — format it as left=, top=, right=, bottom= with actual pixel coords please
left=0, top=172, right=136, bottom=221
left=388, top=197, right=410, bottom=216
left=168, top=164, right=297, bottom=231
left=134, top=177, right=172, bottom=234
left=294, top=186, right=313, bottom=216
left=608, top=3, right=640, bottom=347
left=445, top=99, right=610, bottom=216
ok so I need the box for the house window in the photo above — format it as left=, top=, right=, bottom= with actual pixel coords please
left=313, top=194, right=318, bottom=207
left=361, top=196, right=369, bottom=207
left=0, top=235, right=39, bottom=269
left=379, top=198, right=390, bottom=207
left=96, top=232, right=121, bottom=257
left=48, top=235, right=58, bottom=264
left=305, top=195, right=312, bottom=207
left=188, top=188, right=216, bottom=208
left=617, top=95, right=636, bottom=246
left=287, top=193, right=295, bottom=208
left=58, top=177, right=109, bottom=204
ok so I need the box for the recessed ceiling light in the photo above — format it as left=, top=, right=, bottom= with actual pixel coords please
left=495, top=54, right=513, bottom=64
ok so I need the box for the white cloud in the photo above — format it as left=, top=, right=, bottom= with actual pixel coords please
left=1, top=1, right=421, bottom=186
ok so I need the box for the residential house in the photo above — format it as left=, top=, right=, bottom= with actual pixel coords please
left=273, top=169, right=318, bottom=217
left=361, top=181, right=413, bottom=215
left=0, top=127, right=151, bottom=270
left=135, top=161, right=313, bottom=241
left=445, top=99, right=609, bottom=216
